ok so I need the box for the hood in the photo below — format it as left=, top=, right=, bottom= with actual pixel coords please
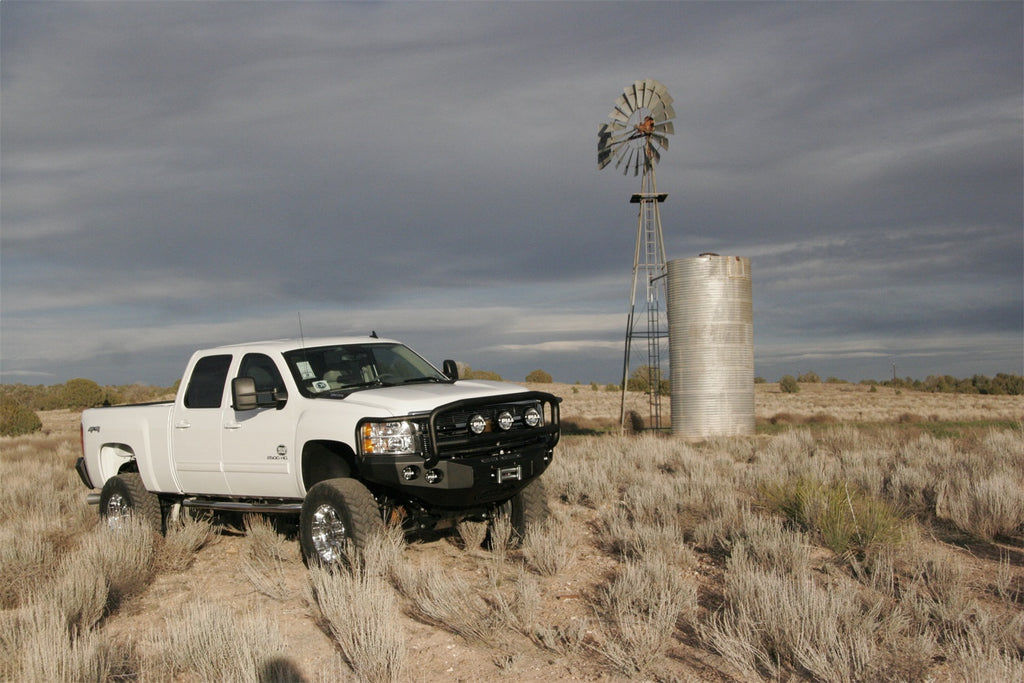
left=338, top=380, right=528, bottom=415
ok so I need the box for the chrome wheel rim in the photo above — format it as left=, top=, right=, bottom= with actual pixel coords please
left=310, top=504, right=348, bottom=563
left=104, top=492, right=131, bottom=529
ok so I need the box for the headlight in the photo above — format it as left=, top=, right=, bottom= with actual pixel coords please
left=361, top=420, right=420, bottom=455
left=524, top=406, right=542, bottom=428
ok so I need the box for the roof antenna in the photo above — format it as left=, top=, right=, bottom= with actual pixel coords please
left=370, top=330, right=378, bottom=338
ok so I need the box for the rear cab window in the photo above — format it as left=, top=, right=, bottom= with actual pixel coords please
left=183, top=354, right=233, bottom=409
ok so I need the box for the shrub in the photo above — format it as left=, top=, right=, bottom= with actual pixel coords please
left=0, top=401, right=42, bottom=436
left=525, top=369, right=552, bottom=383
left=760, top=477, right=904, bottom=560
left=308, top=564, right=405, bottom=682
left=798, top=371, right=821, bottom=383
left=62, top=379, right=104, bottom=409
left=463, top=368, right=503, bottom=381
left=779, top=376, right=800, bottom=393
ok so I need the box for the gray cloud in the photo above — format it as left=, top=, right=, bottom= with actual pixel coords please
left=2, top=1, right=1020, bottom=386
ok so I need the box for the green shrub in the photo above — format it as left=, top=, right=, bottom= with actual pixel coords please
left=779, top=376, right=800, bottom=393
left=760, top=477, right=904, bottom=560
left=462, top=368, right=503, bottom=381
left=62, top=379, right=104, bottom=409
left=525, top=369, right=553, bottom=383
left=798, top=371, right=821, bottom=383
left=0, top=401, right=42, bottom=436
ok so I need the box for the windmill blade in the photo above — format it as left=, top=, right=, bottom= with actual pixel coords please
left=652, top=81, right=673, bottom=106
left=651, top=132, right=670, bottom=151
left=641, top=79, right=657, bottom=108
left=609, top=106, right=631, bottom=125
left=649, top=101, right=675, bottom=122
left=625, top=83, right=640, bottom=112
left=653, top=120, right=674, bottom=135
left=636, top=80, right=650, bottom=110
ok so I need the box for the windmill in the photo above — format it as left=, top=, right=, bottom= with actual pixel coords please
left=598, top=79, right=675, bottom=432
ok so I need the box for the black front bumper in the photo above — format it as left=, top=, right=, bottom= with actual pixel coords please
left=358, top=391, right=559, bottom=510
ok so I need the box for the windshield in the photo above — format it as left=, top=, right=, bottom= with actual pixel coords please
left=282, top=343, right=449, bottom=397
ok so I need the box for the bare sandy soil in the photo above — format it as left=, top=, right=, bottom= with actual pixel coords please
left=30, top=388, right=1024, bottom=681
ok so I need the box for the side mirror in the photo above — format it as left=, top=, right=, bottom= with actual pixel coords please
left=232, top=377, right=259, bottom=411
left=442, top=359, right=459, bottom=381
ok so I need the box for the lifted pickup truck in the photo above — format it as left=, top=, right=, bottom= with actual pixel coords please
left=77, top=336, right=559, bottom=564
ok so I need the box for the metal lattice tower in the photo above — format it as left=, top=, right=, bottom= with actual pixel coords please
left=597, top=79, right=674, bottom=432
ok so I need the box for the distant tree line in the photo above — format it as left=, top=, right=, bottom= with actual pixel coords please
left=0, top=379, right=177, bottom=412
left=759, top=372, right=1023, bottom=396
left=868, top=373, right=1023, bottom=395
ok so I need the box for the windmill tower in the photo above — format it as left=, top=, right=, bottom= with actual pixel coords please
left=597, top=79, right=675, bottom=432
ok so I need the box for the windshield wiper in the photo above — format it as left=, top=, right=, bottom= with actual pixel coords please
left=402, top=376, right=446, bottom=384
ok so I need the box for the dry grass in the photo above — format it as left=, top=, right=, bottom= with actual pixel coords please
left=1, top=395, right=1021, bottom=680
left=308, top=563, right=405, bottom=683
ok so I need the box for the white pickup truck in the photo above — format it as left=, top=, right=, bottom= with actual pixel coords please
left=77, top=336, right=560, bottom=564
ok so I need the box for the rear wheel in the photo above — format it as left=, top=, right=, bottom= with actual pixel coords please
left=300, top=478, right=383, bottom=566
left=98, top=472, right=163, bottom=533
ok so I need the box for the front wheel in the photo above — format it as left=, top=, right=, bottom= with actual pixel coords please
left=488, top=478, right=550, bottom=548
left=98, top=472, right=163, bottom=533
left=300, top=478, right=383, bottom=566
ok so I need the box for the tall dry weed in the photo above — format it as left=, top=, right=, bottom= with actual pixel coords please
left=699, top=543, right=931, bottom=681
left=308, top=564, right=405, bottom=683
left=522, top=512, right=578, bottom=575
left=0, top=604, right=112, bottom=682
left=595, top=554, right=698, bottom=676
left=142, top=600, right=290, bottom=681
left=935, top=472, right=1024, bottom=541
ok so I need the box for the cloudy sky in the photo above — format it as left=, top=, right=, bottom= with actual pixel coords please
left=2, top=1, right=1021, bottom=387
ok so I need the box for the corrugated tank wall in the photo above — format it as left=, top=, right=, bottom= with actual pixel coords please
left=667, top=254, right=754, bottom=437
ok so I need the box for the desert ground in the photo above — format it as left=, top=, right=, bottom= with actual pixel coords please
left=1, top=384, right=1021, bottom=681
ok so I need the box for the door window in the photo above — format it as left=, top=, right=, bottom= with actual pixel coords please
left=183, top=354, right=232, bottom=409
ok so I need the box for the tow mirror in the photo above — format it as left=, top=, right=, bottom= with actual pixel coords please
left=232, top=377, right=259, bottom=411
left=442, top=360, right=459, bottom=381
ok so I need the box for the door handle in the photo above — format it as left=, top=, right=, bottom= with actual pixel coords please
left=174, top=420, right=191, bottom=430
left=224, top=422, right=242, bottom=430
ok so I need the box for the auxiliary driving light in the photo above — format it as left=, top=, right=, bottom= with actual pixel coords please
left=402, top=466, right=419, bottom=481
left=424, top=468, right=444, bottom=484
left=496, top=411, right=514, bottom=431
left=524, top=406, right=542, bottom=428
left=468, top=414, right=487, bottom=434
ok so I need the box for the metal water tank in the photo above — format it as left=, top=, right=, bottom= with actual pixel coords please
left=667, top=254, right=754, bottom=437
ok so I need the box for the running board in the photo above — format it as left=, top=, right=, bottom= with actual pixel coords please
left=84, top=492, right=301, bottom=514
left=181, top=497, right=303, bottom=514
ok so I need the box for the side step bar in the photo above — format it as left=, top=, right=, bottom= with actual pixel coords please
left=181, top=497, right=303, bottom=514
left=83, top=492, right=301, bottom=514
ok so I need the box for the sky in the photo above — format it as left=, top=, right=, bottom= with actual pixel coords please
left=2, top=1, right=1022, bottom=387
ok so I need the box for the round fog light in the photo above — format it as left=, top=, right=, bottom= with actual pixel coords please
left=497, top=411, right=513, bottom=431
left=425, top=469, right=443, bottom=484
left=468, top=414, right=486, bottom=434
left=402, top=466, right=419, bottom=481
left=524, top=407, right=542, bottom=427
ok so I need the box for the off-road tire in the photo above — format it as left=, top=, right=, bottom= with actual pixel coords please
left=488, top=478, right=550, bottom=548
left=98, top=472, right=163, bottom=533
left=300, top=477, right=383, bottom=566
